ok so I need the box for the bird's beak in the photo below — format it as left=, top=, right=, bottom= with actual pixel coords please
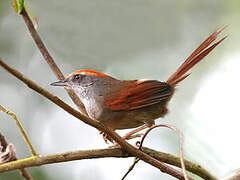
left=50, top=79, right=68, bottom=87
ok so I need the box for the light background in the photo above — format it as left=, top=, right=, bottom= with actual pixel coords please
left=0, top=0, right=240, bottom=180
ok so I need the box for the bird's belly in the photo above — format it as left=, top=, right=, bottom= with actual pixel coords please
left=97, top=104, right=168, bottom=130
left=102, top=112, right=145, bottom=130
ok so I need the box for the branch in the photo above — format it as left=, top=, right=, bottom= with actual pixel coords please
left=0, top=146, right=216, bottom=180
left=0, top=59, right=189, bottom=179
left=20, top=8, right=88, bottom=116
left=0, top=132, right=33, bottom=180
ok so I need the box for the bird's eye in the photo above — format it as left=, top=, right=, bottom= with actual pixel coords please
left=73, top=74, right=80, bottom=80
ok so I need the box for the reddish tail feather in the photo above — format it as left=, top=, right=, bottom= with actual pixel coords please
left=166, top=26, right=227, bottom=86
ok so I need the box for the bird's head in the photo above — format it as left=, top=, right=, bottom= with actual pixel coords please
left=50, top=69, right=113, bottom=90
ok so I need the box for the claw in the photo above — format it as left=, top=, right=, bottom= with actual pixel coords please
left=100, top=131, right=114, bottom=144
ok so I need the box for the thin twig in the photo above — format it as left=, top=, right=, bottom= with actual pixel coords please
left=0, top=59, right=189, bottom=180
left=122, top=124, right=189, bottom=180
left=20, top=8, right=88, bottom=116
left=139, top=124, right=189, bottom=180
left=0, top=132, right=33, bottom=180
left=0, top=105, right=37, bottom=156
left=121, top=157, right=139, bottom=180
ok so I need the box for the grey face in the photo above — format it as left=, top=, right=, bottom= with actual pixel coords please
left=51, top=74, right=106, bottom=112
left=50, top=74, right=98, bottom=89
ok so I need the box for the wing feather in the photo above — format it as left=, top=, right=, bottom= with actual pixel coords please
left=106, top=80, right=172, bottom=110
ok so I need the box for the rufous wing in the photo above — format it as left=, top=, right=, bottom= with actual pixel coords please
left=106, top=80, right=172, bottom=111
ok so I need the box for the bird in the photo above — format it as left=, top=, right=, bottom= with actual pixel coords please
left=51, top=27, right=226, bottom=143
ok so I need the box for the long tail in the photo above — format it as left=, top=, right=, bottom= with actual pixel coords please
left=166, top=26, right=227, bottom=86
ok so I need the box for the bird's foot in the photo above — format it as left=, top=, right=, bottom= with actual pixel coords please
left=99, top=131, right=114, bottom=144
left=100, top=125, right=148, bottom=148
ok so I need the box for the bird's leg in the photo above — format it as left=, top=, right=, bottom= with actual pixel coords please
left=108, top=125, right=148, bottom=148
left=123, top=125, right=148, bottom=140
left=100, top=125, right=148, bottom=148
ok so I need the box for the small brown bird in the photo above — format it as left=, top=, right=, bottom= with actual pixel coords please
left=51, top=27, right=226, bottom=142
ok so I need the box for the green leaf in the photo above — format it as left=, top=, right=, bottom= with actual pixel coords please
left=11, top=0, right=24, bottom=14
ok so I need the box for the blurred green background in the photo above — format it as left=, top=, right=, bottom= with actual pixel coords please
left=0, top=0, right=240, bottom=179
